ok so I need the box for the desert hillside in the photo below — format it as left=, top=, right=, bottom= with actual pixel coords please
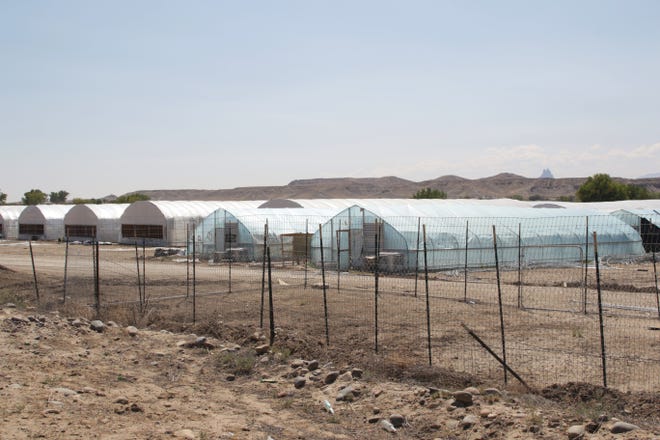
left=129, top=174, right=660, bottom=201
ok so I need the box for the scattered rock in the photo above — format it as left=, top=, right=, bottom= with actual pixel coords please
left=90, top=320, right=106, bottom=333
left=463, top=386, right=480, bottom=395
left=290, top=359, right=305, bottom=368
left=452, top=391, right=473, bottom=407
left=461, top=414, right=478, bottom=429
left=567, top=424, right=585, bottom=439
left=585, top=421, right=600, bottom=433
left=337, top=371, right=353, bottom=383
left=610, top=421, right=638, bottom=434
left=368, top=416, right=381, bottom=424
left=389, top=414, right=406, bottom=428
left=351, top=368, right=363, bottom=379
left=129, top=403, right=143, bottom=412
left=114, top=397, right=129, bottom=405
left=324, top=371, right=340, bottom=384
left=293, top=376, right=306, bottom=389
left=125, top=326, right=139, bottom=337
left=483, top=388, right=503, bottom=397
left=5, top=303, right=16, bottom=308
left=51, top=387, right=77, bottom=396
left=307, top=360, right=319, bottom=371
left=255, top=344, right=270, bottom=355
left=226, top=374, right=236, bottom=382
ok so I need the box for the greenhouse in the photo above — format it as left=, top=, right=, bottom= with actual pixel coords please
left=18, top=205, right=73, bottom=241
left=310, top=200, right=646, bottom=272
left=0, top=206, right=26, bottom=239
left=611, top=209, right=660, bottom=253
left=192, top=206, right=341, bottom=261
left=63, top=204, right=130, bottom=242
left=119, top=201, right=264, bottom=246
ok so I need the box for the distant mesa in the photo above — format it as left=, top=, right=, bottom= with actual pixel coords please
left=639, top=172, right=660, bottom=179
left=539, top=169, right=554, bottom=179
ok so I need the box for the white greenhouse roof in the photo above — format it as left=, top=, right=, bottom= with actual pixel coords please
left=126, top=201, right=266, bottom=220
left=20, top=204, right=73, bottom=221
left=0, top=206, right=26, bottom=221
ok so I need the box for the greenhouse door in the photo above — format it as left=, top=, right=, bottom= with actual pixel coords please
left=215, top=222, right=238, bottom=251
left=336, top=229, right=351, bottom=271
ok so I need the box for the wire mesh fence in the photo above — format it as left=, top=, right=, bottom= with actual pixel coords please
left=9, top=212, right=660, bottom=392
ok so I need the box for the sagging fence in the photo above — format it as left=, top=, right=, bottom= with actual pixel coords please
left=13, top=213, right=660, bottom=392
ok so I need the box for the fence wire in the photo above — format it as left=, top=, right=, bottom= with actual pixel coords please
left=11, top=213, right=660, bottom=392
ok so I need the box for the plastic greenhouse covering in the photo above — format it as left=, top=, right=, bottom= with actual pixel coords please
left=191, top=207, right=341, bottom=261
left=309, top=202, right=646, bottom=272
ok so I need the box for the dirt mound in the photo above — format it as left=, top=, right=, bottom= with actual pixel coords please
left=542, top=382, right=660, bottom=426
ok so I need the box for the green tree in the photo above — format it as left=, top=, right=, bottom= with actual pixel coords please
left=73, top=198, right=104, bottom=204
left=624, top=184, right=654, bottom=200
left=114, top=193, right=150, bottom=203
left=576, top=174, right=628, bottom=202
left=412, top=188, right=447, bottom=199
left=22, top=189, right=48, bottom=205
left=0, top=190, right=6, bottom=205
left=49, top=190, right=69, bottom=204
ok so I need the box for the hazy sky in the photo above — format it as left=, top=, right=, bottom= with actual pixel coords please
left=2, top=1, right=660, bottom=202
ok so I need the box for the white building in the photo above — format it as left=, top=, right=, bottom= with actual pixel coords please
left=63, top=204, right=129, bottom=242
left=0, top=206, right=27, bottom=239
left=18, top=205, right=73, bottom=240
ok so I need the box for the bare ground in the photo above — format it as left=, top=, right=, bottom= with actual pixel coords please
left=1, top=241, right=660, bottom=438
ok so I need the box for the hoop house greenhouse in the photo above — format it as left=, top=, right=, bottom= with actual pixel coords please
left=611, top=209, right=660, bottom=253
left=18, top=205, right=73, bottom=241
left=63, top=204, right=129, bottom=242
left=310, top=201, right=646, bottom=272
left=0, top=206, right=26, bottom=239
left=192, top=207, right=341, bottom=261
left=119, top=201, right=264, bottom=246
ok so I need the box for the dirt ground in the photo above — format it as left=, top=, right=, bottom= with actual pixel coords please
left=1, top=241, right=660, bottom=438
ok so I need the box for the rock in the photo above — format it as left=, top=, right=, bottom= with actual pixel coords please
left=52, top=387, right=77, bottom=396
left=479, top=408, right=491, bottom=418
left=290, top=359, right=305, bottom=368
left=307, top=360, right=319, bottom=371
left=106, top=321, right=119, bottom=328
left=567, top=425, right=585, bottom=439
left=293, top=376, right=306, bottom=389
left=463, top=387, right=480, bottom=395
left=389, top=414, right=406, bottom=428
left=368, top=416, right=381, bottom=424
left=483, top=388, right=503, bottom=397
left=5, top=303, right=16, bottom=308
left=11, top=315, right=29, bottom=324
left=324, top=371, right=340, bottom=384
left=226, top=374, right=235, bottom=382
left=129, top=403, right=143, bottom=412
left=114, top=397, right=129, bottom=405
left=351, top=368, right=363, bottom=379
left=125, top=326, right=138, bottom=337
left=255, top=344, right=270, bottom=355
left=461, top=415, right=478, bottom=429
left=90, top=320, right=106, bottom=332
left=337, top=371, right=353, bottom=383
left=585, top=421, right=600, bottom=433
left=452, top=391, right=473, bottom=407
left=610, top=421, right=638, bottom=434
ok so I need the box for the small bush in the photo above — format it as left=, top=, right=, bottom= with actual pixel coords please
left=214, top=349, right=256, bottom=376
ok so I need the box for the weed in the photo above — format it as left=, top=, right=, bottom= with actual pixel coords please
left=214, top=350, right=256, bottom=376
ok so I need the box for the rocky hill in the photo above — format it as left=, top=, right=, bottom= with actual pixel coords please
left=130, top=174, right=660, bottom=201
